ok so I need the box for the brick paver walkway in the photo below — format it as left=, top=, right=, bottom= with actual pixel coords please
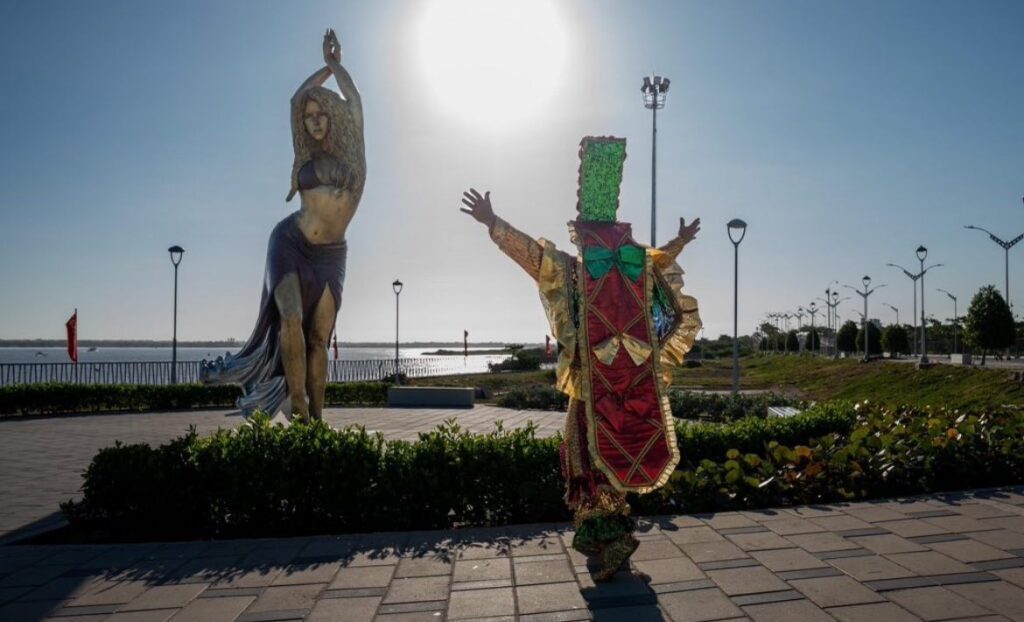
left=3, top=409, right=1024, bottom=621
left=1, top=488, right=1024, bottom=621
left=0, top=406, right=565, bottom=542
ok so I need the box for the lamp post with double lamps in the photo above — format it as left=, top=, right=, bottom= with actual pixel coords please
left=392, top=279, right=403, bottom=385
left=641, top=75, right=670, bottom=246
left=844, top=276, right=885, bottom=362
left=805, top=302, right=820, bottom=355
left=168, top=245, right=184, bottom=384
left=727, top=219, right=747, bottom=396
left=964, top=197, right=1024, bottom=310
left=937, top=288, right=959, bottom=355
left=886, top=263, right=922, bottom=356
left=914, top=246, right=942, bottom=367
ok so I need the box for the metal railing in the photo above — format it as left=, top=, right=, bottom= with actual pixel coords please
left=0, top=356, right=510, bottom=387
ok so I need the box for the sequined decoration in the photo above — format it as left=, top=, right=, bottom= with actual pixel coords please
left=577, top=137, right=626, bottom=222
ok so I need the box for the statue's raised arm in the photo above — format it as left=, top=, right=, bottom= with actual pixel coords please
left=321, top=29, right=363, bottom=128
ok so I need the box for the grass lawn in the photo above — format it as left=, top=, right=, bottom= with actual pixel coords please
left=419, top=356, right=1024, bottom=411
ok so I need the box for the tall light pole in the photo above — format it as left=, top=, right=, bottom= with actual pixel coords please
left=794, top=308, right=805, bottom=330
left=641, top=75, right=669, bottom=246
left=727, top=219, right=747, bottom=396
left=915, top=246, right=942, bottom=367
left=886, top=263, right=921, bottom=356
left=845, top=276, right=885, bottom=362
left=782, top=312, right=793, bottom=352
left=964, top=197, right=1024, bottom=310
left=392, top=279, right=403, bottom=385
left=937, top=288, right=958, bottom=355
left=806, top=302, right=820, bottom=355
left=168, top=245, right=184, bottom=384
left=883, top=303, right=899, bottom=326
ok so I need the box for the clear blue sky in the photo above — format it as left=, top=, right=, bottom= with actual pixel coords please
left=1, top=0, right=1022, bottom=342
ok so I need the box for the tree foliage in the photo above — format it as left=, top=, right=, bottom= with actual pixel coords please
left=882, top=324, right=911, bottom=357
left=964, top=285, right=1015, bottom=360
left=804, top=329, right=820, bottom=352
left=855, top=322, right=883, bottom=356
left=785, top=330, right=800, bottom=352
left=836, top=321, right=858, bottom=353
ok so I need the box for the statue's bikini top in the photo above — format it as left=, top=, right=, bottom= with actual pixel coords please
left=297, top=160, right=323, bottom=192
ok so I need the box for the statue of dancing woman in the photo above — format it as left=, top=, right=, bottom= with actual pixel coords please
left=203, top=29, right=365, bottom=421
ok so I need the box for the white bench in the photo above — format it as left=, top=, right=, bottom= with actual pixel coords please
left=767, top=406, right=802, bottom=418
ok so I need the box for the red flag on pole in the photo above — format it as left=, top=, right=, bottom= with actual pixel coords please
left=66, top=309, right=78, bottom=363
left=463, top=330, right=469, bottom=357
left=332, top=332, right=339, bottom=360
left=545, top=335, right=552, bottom=356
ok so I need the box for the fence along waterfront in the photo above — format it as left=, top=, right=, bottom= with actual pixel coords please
left=0, top=357, right=508, bottom=387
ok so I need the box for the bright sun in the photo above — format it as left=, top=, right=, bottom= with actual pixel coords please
left=415, top=0, right=568, bottom=131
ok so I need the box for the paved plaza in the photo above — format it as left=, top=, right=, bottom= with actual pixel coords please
left=2, top=409, right=1024, bottom=621
left=1, top=488, right=1023, bottom=621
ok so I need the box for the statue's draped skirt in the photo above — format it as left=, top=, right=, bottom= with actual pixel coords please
left=202, top=212, right=347, bottom=416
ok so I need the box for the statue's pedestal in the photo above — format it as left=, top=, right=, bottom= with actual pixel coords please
left=387, top=386, right=475, bottom=408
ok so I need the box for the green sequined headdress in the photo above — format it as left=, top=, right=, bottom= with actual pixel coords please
left=576, top=136, right=626, bottom=222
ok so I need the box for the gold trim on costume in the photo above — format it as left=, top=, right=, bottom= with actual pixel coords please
left=489, top=217, right=544, bottom=282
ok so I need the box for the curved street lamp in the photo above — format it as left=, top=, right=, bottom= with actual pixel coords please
left=937, top=288, right=959, bottom=355
left=882, top=302, right=899, bottom=326
left=392, top=279, right=403, bottom=385
left=168, top=245, right=184, bottom=384
left=844, top=276, right=885, bottom=362
left=641, top=75, right=670, bottom=246
left=964, top=197, right=1024, bottom=310
left=914, top=246, right=943, bottom=367
left=727, top=218, right=747, bottom=395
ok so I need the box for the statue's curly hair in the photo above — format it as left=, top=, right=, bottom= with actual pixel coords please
left=287, top=86, right=365, bottom=202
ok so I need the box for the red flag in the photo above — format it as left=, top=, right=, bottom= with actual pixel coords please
left=66, top=310, right=78, bottom=363
left=545, top=335, right=552, bottom=356
left=463, top=330, right=469, bottom=357
left=332, top=333, right=339, bottom=360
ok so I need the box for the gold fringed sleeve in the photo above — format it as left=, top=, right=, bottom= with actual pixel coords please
left=537, top=241, right=582, bottom=399
left=650, top=248, right=702, bottom=388
left=488, top=217, right=545, bottom=282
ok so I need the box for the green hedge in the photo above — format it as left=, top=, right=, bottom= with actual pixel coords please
left=638, top=402, right=1024, bottom=514
left=0, top=382, right=390, bottom=416
left=63, top=418, right=566, bottom=539
left=669, top=390, right=804, bottom=422
left=62, top=402, right=1024, bottom=540
left=496, top=384, right=569, bottom=411
left=674, top=402, right=855, bottom=466
left=497, top=385, right=804, bottom=424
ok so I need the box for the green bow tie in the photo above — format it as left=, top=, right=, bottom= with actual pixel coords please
left=583, top=245, right=646, bottom=282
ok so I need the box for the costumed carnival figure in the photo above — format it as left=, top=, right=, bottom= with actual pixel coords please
left=202, top=29, right=365, bottom=421
left=460, top=137, right=701, bottom=580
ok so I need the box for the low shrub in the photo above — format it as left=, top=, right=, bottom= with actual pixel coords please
left=496, top=384, right=569, bottom=411
left=637, top=402, right=1024, bottom=514
left=669, top=390, right=804, bottom=422
left=488, top=348, right=544, bottom=372
left=0, top=382, right=390, bottom=416
left=63, top=417, right=566, bottom=539
left=674, top=402, right=856, bottom=466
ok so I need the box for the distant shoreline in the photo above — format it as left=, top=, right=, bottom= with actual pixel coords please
left=0, top=339, right=532, bottom=349
left=421, top=348, right=510, bottom=356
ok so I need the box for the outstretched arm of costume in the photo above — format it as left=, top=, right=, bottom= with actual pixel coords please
left=460, top=188, right=543, bottom=281
left=658, top=217, right=701, bottom=261
left=489, top=217, right=545, bottom=282
left=323, top=29, right=364, bottom=127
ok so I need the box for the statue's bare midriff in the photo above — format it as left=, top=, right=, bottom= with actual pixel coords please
left=297, top=186, right=361, bottom=244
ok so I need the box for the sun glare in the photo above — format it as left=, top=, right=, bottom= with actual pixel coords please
left=416, top=0, right=568, bottom=131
